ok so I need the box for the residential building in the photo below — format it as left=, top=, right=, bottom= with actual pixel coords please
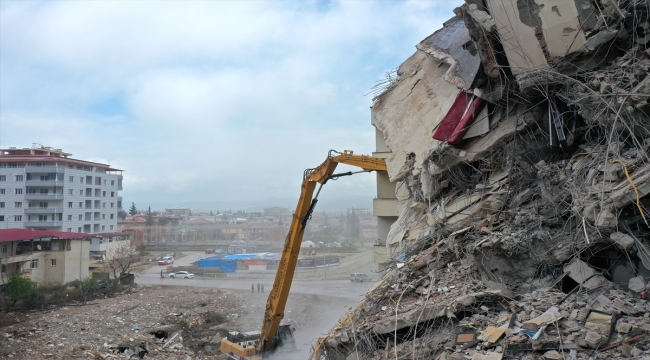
left=0, top=228, right=91, bottom=285
left=164, top=207, right=191, bottom=219
left=371, top=128, right=398, bottom=272
left=0, top=144, right=123, bottom=233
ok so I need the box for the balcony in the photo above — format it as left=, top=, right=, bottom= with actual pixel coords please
left=25, top=180, right=63, bottom=186
left=25, top=207, right=64, bottom=214
left=23, top=221, right=63, bottom=228
left=25, top=166, right=65, bottom=174
left=373, top=198, right=398, bottom=217
left=24, top=193, right=64, bottom=200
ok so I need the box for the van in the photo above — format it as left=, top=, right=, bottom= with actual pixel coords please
left=162, top=256, right=174, bottom=264
left=350, top=273, right=372, bottom=283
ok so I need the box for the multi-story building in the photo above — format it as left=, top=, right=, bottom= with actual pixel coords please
left=0, top=144, right=123, bottom=234
left=372, top=128, right=398, bottom=272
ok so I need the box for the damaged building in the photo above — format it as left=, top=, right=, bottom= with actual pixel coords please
left=314, top=0, right=650, bottom=359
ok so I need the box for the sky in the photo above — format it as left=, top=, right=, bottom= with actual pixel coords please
left=0, top=0, right=462, bottom=212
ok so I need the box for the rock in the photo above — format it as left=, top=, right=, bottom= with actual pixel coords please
left=631, top=347, right=643, bottom=357
left=629, top=277, right=645, bottom=293
left=616, top=322, right=633, bottom=334
left=543, top=350, right=563, bottom=359
left=584, top=331, right=603, bottom=349
left=621, top=343, right=633, bottom=357
left=610, top=232, right=635, bottom=249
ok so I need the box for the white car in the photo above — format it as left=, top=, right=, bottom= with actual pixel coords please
left=170, top=271, right=194, bottom=279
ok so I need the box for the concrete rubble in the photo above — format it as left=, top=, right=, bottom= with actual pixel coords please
left=316, top=1, right=650, bottom=359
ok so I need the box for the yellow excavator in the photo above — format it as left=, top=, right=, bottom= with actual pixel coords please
left=220, top=150, right=387, bottom=359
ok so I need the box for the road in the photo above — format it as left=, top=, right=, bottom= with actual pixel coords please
left=138, top=252, right=376, bottom=358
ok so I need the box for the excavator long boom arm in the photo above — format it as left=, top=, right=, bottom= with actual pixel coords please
left=258, top=150, right=387, bottom=353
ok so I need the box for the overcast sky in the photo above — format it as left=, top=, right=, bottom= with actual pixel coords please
left=0, top=0, right=461, bottom=212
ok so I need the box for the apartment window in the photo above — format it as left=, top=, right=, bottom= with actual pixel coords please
left=52, top=242, right=59, bottom=251
left=14, top=202, right=22, bottom=208
left=102, top=191, right=106, bottom=197
left=103, top=180, right=107, bottom=185
left=111, top=191, right=115, bottom=197
left=101, top=225, right=105, bottom=231
left=7, top=163, right=17, bottom=168
left=50, top=259, right=57, bottom=267
left=15, top=175, right=23, bottom=181
left=69, top=176, right=74, bottom=182
left=78, top=227, right=82, bottom=232
left=1, top=265, right=4, bottom=273
left=79, top=176, right=83, bottom=182
left=67, top=215, right=73, bottom=220
left=110, top=203, right=114, bottom=208
left=0, top=216, right=4, bottom=222
left=68, top=202, right=73, bottom=208
left=0, top=202, right=4, bottom=208
left=110, top=214, right=114, bottom=219
left=111, top=180, right=115, bottom=185
left=110, top=225, right=114, bottom=230
left=78, top=202, right=83, bottom=208
left=102, top=214, right=106, bottom=219
left=102, top=202, right=106, bottom=208
left=15, top=188, right=23, bottom=195
left=14, top=215, right=22, bottom=221
left=78, top=214, right=82, bottom=220
left=0, top=175, right=5, bottom=181
left=79, top=189, right=83, bottom=195
left=0, top=244, right=5, bottom=254
left=68, top=189, right=73, bottom=195
left=30, top=259, right=38, bottom=269
left=0, top=189, right=5, bottom=195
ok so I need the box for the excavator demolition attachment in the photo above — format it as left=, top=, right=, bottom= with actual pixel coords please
left=220, top=150, right=387, bottom=359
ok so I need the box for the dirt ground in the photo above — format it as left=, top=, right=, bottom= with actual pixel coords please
left=0, top=284, right=354, bottom=360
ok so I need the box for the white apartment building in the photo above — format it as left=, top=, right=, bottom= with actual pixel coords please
left=0, top=144, right=123, bottom=234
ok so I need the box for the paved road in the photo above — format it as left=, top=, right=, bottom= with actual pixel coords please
left=138, top=252, right=376, bottom=302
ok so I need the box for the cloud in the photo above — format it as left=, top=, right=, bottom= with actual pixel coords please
left=0, top=0, right=462, bottom=210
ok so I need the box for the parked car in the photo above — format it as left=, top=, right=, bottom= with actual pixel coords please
left=350, top=273, right=372, bottom=283
left=158, top=259, right=169, bottom=265
left=205, top=249, right=215, bottom=254
left=95, top=280, right=108, bottom=289
left=158, top=256, right=174, bottom=265
left=169, top=271, right=194, bottom=279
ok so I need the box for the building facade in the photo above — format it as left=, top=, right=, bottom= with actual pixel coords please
left=0, top=145, right=123, bottom=234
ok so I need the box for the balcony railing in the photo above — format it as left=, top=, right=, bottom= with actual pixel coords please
left=23, top=221, right=63, bottom=227
left=24, top=194, right=64, bottom=200
left=25, top=166, right=65, bottom=173
left=25, top=207, right=64, bottom=214
left=25, top=180, right=63, bottom=186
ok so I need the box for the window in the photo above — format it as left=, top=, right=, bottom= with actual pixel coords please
left=111, top=192, right=115, bottom=197
left=67, top=227, right=72, bottom=232
left=67, top=215, right=72, bottom=220
left=102, top=214, right=106, bottom=219
left=68, top=202, right=73, bottom=208
left=39, top=189, right=47, bottom=194
left=0, top=244, right=5, bottom=254
left=52, top=242, right=59, bottom=251
left=103, top=202, right=106, bottom=208
left=15, top=175, right=23, bottom=181
left=15, top=188, right=23, bottom=195
left=78, top=227, right=82, bottom=232
left=30, top=259, right=38, bottom=269
left=78, top=202, right=83, bottom=208
left=0, top=175, right=5, bottom=181
left=69, top=176, right=74, bottom=182
left=0, top=202, right=4, bottom=208
left=0, top=189, right=4, bottom=195
left=14, top=215, right=22, bottom=221
left=103, top=180, right=106, bottom=185
left=50, top=259, right=57, bottom=267
left=68, top=189, right=73, bottom=195
left=14, top=202, right=22, bottom=208
left=7, top=163, right=17, bottom=168
left=110, top=214, right=114, bottom=219
left=102, top=191, right=106, bottom=197
left=110, top=225, right=114, bottom=230
left=78, top=214, right=82, bottom=220
left=79, top=177, right=83, bottom=183
left=111, top=180, right=115, bottom=185
left=1, top=265, right=4, bottom=273
left=101, top=225, right=105, bottom=231
left=79, top=189, right=83, bottom=195
left=110, top=203, right=114, bottom=208
left=0, top=216, right=4, bottom=222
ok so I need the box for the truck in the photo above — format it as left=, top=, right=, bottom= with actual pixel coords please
left=220, top=150, right=387, bottom=359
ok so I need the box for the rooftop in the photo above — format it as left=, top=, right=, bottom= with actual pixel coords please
left=0, top=228, right=91, bottom=242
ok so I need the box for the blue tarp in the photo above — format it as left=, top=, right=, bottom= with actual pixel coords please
left=198, top=258, right=237, bottom=273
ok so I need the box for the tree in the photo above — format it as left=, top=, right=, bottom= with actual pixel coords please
left=118, top=210, right=128, bottom=220
left=78, top=276, right=98, bottom=304
left=157, top=217, right=169, bottom=226
left=209, top=211, right=214, bottom=216
left=146, top=206, right=154, bottom=226
left=105, top=240, right=143, bottom=280
left=5, top=274, right=35, bottom=306
left=129, top=202, right=137, bottom=216
left=345, top=209, right=360, bottom=238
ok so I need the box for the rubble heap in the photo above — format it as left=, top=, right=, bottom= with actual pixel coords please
left=315, top=1, right=650, bottom=359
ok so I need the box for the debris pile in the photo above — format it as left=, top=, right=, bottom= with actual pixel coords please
left=316, top=1, right=650, bottom=359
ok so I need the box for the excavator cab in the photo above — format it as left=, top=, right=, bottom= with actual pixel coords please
left=221, top=324, right=295, bottom=359
left=273, top=324, right=296, bottom=352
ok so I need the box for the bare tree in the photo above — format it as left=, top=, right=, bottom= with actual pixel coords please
left=104, top=240, right=142, bottom=280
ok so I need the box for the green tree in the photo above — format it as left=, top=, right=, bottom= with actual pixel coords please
left=5, top=274, right=35, bottom=306
left=210, top=211, right=214, bottom=216
left=157, top=217, right=169, bottom=226
left=345, top=209, right=360, bottom=238
left=118, top=210, right=128, bottom=220
left=146, top=206, right=154, bottom=226
left=129, top=202, right=137, bottom=216
left=79, top=276, right=98, bottom=304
